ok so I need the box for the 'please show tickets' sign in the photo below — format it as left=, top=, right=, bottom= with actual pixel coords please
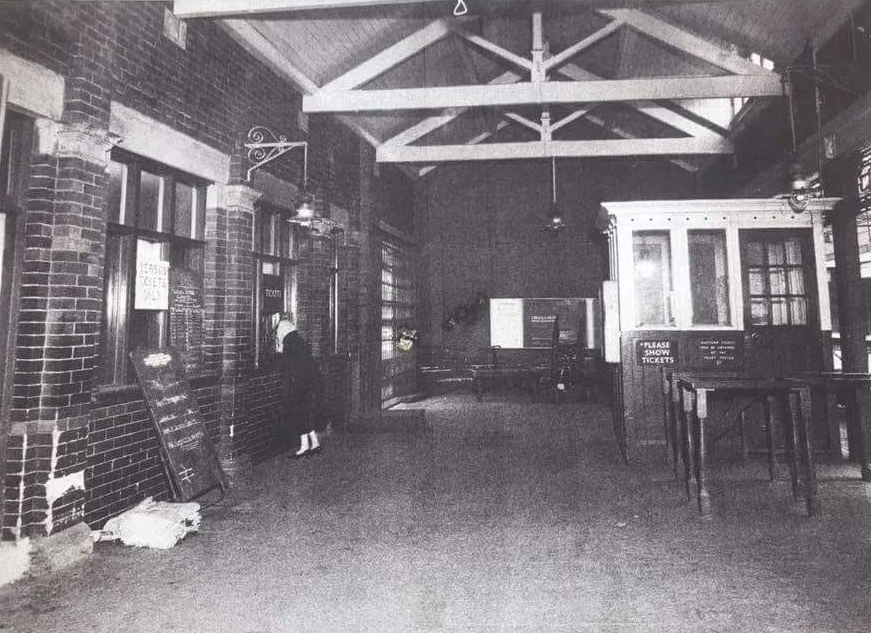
left=636, top=339, right=678, bottom=366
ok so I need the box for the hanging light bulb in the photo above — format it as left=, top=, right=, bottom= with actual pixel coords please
left=294, top=191, right=315, bottom=221
left=545, top=157, right=564, bottom=231
left=291, top=144, right=315, bottom=222
left=786, top=160, right=820, bottom=213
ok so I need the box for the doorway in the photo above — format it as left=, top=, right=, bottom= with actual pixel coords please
left=739, top=228, right=824, bottom=376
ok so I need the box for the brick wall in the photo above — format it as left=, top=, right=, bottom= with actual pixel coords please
left=83, top=382, right=219, bottom=529
left=0, top=1, right=408, bottom=538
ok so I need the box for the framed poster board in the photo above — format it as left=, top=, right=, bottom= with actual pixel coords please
left=130, top=348, right=226, bottom=501
left=490, top=297, right=595, bottom=349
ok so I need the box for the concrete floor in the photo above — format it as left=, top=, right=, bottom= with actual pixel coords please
left=2, top=394, right=871, bottom=633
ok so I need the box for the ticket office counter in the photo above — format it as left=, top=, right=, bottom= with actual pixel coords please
left=600, top=198, right=840, bottom=460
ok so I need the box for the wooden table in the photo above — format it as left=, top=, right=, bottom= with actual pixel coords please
left=675, top=373, right=819, bottom=517
left=788, top=372, right=871, bottom=481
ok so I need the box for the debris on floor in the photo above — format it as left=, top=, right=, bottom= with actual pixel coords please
left=0, top=538, right=31, bottom=588
left=91, top=497, right=201, bottom=550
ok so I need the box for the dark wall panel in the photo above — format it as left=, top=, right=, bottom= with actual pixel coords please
left=416, top=157, right=697, bottom=354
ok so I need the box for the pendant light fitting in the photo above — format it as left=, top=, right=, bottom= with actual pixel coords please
left=545, top=157, right=564, bottom=231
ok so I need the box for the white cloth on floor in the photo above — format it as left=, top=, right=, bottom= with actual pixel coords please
left=94, top=497, right=200, bottom=549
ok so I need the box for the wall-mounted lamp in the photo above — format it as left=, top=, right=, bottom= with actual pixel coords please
left=244, top=126, right=311, bottom=219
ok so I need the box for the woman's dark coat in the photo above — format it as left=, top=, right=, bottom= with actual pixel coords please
left=281, top=331, right=327, bottom=437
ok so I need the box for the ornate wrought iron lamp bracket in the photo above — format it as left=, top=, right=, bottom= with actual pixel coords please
left=244, top=126, right=307, bottom=183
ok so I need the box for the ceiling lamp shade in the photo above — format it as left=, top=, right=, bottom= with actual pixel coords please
left=293, top=190, right=315, bottom=221
left=787, top=161, right=821, bottom=213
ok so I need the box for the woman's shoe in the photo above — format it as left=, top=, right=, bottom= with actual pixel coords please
left=306, top=447, right=322, bottom=457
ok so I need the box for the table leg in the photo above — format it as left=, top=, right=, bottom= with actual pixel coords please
left=781, top=393, right=801, bottom=501
left=662, top=370, right=672, bottom=470
left=681, top=387, right=697, bottom=504
left=795, top=388, right=821, bottom=516
left=474, top=376, right=483, bottom=402
left=738, top=409, right=748, bottom=465
left=670, top=380, right=681, bottom=481
left=695, top=389, right=711, bottom=517
left=764, top=395, right=777, bottom=482
left=853, top=386, right=871, bottom=481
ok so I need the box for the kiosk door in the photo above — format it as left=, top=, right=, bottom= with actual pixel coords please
left=740, top=229, right=823, bottom=376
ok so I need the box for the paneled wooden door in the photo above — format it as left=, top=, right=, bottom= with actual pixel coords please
left=739, top=228, right=824, bottom=377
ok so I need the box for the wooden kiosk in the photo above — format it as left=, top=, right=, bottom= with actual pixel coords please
left=599, top=197, right=841, bottom=462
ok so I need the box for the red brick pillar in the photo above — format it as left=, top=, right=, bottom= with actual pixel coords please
left=3, top=121, right=113, bottom=539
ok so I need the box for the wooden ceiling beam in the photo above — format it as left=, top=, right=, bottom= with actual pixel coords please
left=377, top=136, right=733, bottom=163
left=174, top=0, right=754, bottom=19
left=599, top=8, right=776, bottom=76
left=320, top=19, right=450, bottom=92
left=555, top=63, right=729, bottom=140
left=379, top=69, right=521, bottom=149
left=543, top=17, right=624, bottom=72
left=304, top=74, right=783, bottom=113
left=451, top=28, right=534, bottom=72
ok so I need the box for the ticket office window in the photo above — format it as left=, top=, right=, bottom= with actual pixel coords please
left=631, top=228, right=734, bottom=329
left=101, top=150, right=206, bottom=385
left=688, top=230, right=731, bottom=326
left=632, top=231, right=674, bottom=327
left=254, top=203, right=301, bottom=368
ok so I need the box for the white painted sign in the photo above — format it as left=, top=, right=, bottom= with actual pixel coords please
left=135, top=255, right=169, bottom=310
left=489, top=298, right=524, bottom=349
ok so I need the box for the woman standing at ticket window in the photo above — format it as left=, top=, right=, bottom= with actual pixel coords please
left=279, top=313, right=326, bottom=457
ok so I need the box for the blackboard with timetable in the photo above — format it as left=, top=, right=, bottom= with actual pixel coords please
left=131, top=348, right=226, bottom=501
left=169, top=268, right=204, bottom=375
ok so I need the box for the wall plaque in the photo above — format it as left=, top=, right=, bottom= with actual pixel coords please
left=130, top=348, right=225, bottom=501
left=636, top=339, right=678, bottom=366
left=686, top=334, right=744, bottom=369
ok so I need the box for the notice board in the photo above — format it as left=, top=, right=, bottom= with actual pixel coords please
left=169, top=268, right=204, bottom=375
left=131, top=348, right=225, bottom=501
left=684, top=333, right=744, bottom=370
left=490, top=298, right=592, bottom=349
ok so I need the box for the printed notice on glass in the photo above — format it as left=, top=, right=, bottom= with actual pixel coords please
left=135, top=259, right=170, bottom=310
left=489, top=298, right=524, bottom=348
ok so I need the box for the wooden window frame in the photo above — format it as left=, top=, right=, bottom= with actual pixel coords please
left=0, top=92, right=34, bottom=535
left=741, top=230, right=814, bottom=328
left=253, top=202, right=302, bottom=369
left=328, top=227, right=343, bottom=355
left=100, top=150, right=207, bottom=386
